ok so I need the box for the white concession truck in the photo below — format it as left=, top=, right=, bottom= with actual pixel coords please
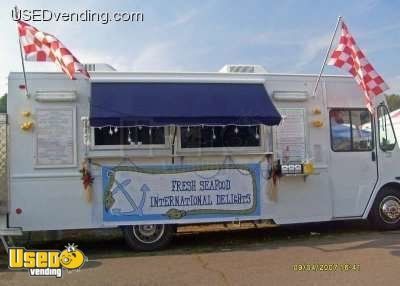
left=1, top=64, right=399, bottom=251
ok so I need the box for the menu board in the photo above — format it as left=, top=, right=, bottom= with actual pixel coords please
left=35, top=107, right=76, bottom=168
left=276, top=108, right=306, bottom=163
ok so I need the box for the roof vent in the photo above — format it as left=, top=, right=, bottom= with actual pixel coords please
left=83, top=63, right=116, bottom=72
left=219, top=64, right=267, bottom=73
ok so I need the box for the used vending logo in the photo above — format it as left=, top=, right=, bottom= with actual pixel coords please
left=8, top=243, right=87, bottom=278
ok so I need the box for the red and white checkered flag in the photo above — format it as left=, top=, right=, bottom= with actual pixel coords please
left=17, top=20, right=90, bottom=80
left=328, top=20, right=388, bottom=112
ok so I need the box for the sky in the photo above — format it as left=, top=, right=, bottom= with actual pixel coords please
left=0, top=0, right=399, bottom=96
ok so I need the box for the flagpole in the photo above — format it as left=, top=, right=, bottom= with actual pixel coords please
left=15, top=6, right=30, bottom=98
left=311, top=16, right=342, bottom=97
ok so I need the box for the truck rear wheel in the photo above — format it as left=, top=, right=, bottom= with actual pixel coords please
left=369, top=187, right=400, bottom=230
left=122, top=224, right=175, bottom=251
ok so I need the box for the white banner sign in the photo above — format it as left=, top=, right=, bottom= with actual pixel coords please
left=103, top=164, right=261, bottom=222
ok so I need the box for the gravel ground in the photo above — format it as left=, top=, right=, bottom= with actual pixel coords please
left=1, top=220, right=399, bottom=285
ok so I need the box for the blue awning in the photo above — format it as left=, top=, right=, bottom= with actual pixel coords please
left=89, top=82, right=281, bottom=127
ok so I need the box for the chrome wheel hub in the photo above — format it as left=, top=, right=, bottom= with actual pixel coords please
left=132, top=224, right=165, bottom=244
left=379, top=196, right=400, bottom=224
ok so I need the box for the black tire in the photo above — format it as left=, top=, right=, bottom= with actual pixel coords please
left=122, top=224, right=175, bottom=251
left=369, top=186, right=400, bottom=230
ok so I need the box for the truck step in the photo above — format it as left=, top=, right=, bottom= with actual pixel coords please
left=0, top=228, right=23, bottom=236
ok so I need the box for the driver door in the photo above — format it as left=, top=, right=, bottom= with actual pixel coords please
left=329, top=108, right=378, bottom=217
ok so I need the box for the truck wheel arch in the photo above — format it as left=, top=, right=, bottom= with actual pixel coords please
left=378, top=182, right=400, bottom=192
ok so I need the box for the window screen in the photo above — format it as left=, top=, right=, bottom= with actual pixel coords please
left=330, top=109, right=373, bottom=152
left=180, top=126, right=261, bottom=148
left=94, top=127, right=165, bottom=146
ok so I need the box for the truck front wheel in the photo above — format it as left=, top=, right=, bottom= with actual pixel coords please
left=369, top=187, right=400, bottom=230
left=122, top=224, right=175, bottom=251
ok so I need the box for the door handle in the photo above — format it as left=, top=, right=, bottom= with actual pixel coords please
left=371, top=151, right=376, bottom=162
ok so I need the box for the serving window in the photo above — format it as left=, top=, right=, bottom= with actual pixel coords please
left=179, top=125, right=261, bottom=149
left=93, top=126, right=166, bottom=147
left=329, top=109, right=373, bottom=152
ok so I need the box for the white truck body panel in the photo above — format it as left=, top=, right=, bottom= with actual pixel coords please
left=3, top=71, right=399, bottom=231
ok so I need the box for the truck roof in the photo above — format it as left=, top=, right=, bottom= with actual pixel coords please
left=8, top=71, right=353, bottom=83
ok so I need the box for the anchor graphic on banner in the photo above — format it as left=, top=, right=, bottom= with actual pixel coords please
left=110, top=178, right=150, bottom=216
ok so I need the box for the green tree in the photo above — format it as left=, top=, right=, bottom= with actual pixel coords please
left=385, top=94, right=400, bottom=111
left=0, top=94, right=6, bottom=113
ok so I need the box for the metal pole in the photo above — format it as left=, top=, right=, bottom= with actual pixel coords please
left=311, top=16, right=342, bottom=97
left=15, top=6, right=30, bottom=98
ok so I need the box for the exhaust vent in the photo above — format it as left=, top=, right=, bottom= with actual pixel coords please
left=219, top=65, right=267, bottom=73
left=83, top=63, right=116, bottom=72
